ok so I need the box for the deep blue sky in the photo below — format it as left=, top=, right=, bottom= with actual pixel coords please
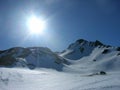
left=0, top=0, right=120, bottom=51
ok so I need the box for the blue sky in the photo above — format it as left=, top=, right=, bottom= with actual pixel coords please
left=0, top=0, right=120, bottom=51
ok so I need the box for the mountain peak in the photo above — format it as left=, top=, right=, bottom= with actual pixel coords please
left=0, top=47, right=68, bottom=70
left=75, top=39, right=111, bottom=47
left=76, top=39, right=104, bottom=46
left=68, top=39, right=106, bottom=50
left=61, top=39, right=113, bottom=60
left=76, top=39, right=87, bottom=44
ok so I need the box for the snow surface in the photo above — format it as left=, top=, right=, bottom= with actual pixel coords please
left=0, top=68, right=120, bottom=90
left=1, top=40, right=120, bottom=90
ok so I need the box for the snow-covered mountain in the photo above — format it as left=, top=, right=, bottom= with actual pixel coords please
left=60, top=39, right=110, bottom=60
left=0, top=47, right=68, bottom=71
left=60, top=39, right=120, bottom=72
left=0, top=39, right=120, bottom=90
left=0, top=39, right=120, bottom=72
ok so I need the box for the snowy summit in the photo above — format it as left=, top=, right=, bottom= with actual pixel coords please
left=0, top=39, right=120, bottom=90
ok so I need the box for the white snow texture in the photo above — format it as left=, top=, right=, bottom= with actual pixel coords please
left=0, top=39, right=120, bottom=90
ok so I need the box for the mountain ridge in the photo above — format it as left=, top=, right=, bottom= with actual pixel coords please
left=0, top=46, right=68, bottom=71
left=60, top=39, right=120, bottom=73
left=0, top=39, right=120, bottom=72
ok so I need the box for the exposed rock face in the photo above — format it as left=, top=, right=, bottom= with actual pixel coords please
left=0, top=47, right=68, bottom=71
left=60, top=39, right=113, bottom=60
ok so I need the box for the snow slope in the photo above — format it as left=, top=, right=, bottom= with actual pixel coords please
left=0, top=68, right=120, bottom=90
left=61, top=39, right=120, bottom=73
left=0, top=47, right=68, bottom=71
left=0, top=39, right=120, bottom=90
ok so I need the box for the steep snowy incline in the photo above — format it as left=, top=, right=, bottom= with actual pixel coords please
left=60, top=39, right=112, bottom=60
left=61, top=39, right=120, bottom=73
left=63, top=47, right=120, bottom=73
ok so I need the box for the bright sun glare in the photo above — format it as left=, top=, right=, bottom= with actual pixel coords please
left=27, top=16, right=46, bottom=35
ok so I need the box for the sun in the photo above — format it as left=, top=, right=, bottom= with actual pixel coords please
left=27, top=15, right=46, bottom=35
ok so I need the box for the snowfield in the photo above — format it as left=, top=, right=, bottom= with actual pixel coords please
left=0, top=68, right=120, bottom=90
left=0, top=39, right=120, bottom=90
